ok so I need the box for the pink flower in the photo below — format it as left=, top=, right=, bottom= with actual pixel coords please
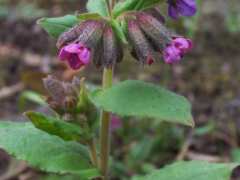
left=163, top=37, right=192, bottom=64
left=111, top=115, right=122, bottom=132
left=172, top=37, right=192, bottom=53
left=58, top=43, right=91, bottom=70
left=163, top=46, right=182, bottom=64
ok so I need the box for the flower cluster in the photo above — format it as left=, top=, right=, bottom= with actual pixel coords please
left=56, top=0, right=197, bottom=69
left=126, top=12, right=193, bottom=64
left=57, top=20, right=123, bottom=70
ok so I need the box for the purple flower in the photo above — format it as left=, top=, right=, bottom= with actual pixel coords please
left=58, top=43, right=91, bottom=70
left=163, top=37, right=192, bottom=64
left=111, top=115, right=122, bottom=132
left=163, top=46, right=182, bottom=64
left=168, top=0, right=197, bottom=19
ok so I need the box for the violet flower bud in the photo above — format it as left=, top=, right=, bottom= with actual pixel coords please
left=43, top=75, right=66, bottom=106
left=103, top=26, right=123, bottom=67
left=56, top=22, right=86, bottom=49
left=127, top=19, right=156, bottom=65
left=168, top=0, right=197, bottom=19
left=58, top=43, right=91, bottom=70
left=144, top=7, right=165, bottom=24
left=136, top=12, right=171, bottom=50
left=76, top=20, right=104, bottom=49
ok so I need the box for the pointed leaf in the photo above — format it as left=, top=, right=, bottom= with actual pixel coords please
left=132, top=161, right=239, bottom=180
left=90, top=80, right=194, bottom=126
left=37, top=15, right=79, bottom=38
left=86, top=0, right=109, bottom=17
left=77, top=12, right=103, bottom=21
left=0, top=122, right=99, bottom=179
left=113, top=0, right=164, bottom=18
left=25, top=111, right=89, bottom=141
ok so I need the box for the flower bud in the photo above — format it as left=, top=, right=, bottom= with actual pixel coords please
left=76, top=20, right=105, bottom=49
left=144, top=7, right=165, bottom=24
left=136, top=12, right=172, bottom=50
left=43, top=75, right=82, bottom=112
left=43, top=75, right=66, bottom=106
left=127, top=19, right=156, bottom=65
left=57, top=22, right=87, bottom=49
left=168, top=0, right=197, bottom=19
left=103, top=25, right=123, bottom=67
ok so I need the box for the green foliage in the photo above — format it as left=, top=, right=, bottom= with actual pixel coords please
left=86, top=0, right=109, bottom=17
left=111, top=19, right=128, bottom=44
left=37, top=15, right=79, bottom=38
left=77, top=12, right=103, bottom=21
left=0, top=121, right=99, bottom=179
left=231, top=148, right=240, bottom=162
left=90, top=80, right=194, bottom=127
left=25, top=111, right=89, bottom=141
left=113, top=0, right=164, bottom=18
left=132, top=161, right=238, bottom=180
left=19, top=90, right=46, bottom=109
left=42, top=174, right=81, bottom=180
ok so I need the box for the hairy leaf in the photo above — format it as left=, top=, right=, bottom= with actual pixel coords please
left=90, top=80, right=194, bottom=126
left=132, top=161, right=239, bottom=180
left=25, top=111, right=89, bottom=141
left=113, top=0, right=164, bottom=18
left=86, top=0, right=109, bottom=17
left=0, top=122, right=99, bottom=179
left=77, top=12, right=103, bottom=21
left=37, top=15, right=79, bottom=38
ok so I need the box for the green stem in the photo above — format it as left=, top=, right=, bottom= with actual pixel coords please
left=88, top=139, right=98, bottom=167
left=100, top=68, right=113, bottom=180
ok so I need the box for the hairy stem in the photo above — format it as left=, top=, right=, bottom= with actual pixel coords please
left=106, top=0, right=112, bottom=17
left=100, top=68, right=113, bottom=179
left=88, top=139, right=98, bottom=167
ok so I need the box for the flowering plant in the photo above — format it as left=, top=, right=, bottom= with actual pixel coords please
left=0, top=0, right=238, bottom=180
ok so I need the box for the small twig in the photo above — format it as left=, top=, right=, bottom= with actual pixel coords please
left=176, top=131, right=193, bottom=161
left=0, top=159, right=28, bottom=180
left=187, top=151, right=230, bottom=163
left=0, top=83, right=24, bottom=100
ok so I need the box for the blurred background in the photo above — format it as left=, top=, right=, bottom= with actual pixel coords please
left=0, top=0, right=240, bottom=179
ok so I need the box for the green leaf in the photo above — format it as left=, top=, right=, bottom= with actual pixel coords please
left=77, top=12, right=103, bottom=21
left=111, top=19, right=128, bottom=44
left=25, top=111, right=89, bottom=141
left=113, top=0, right=164, bottom=18
left=18, top=91, right=46, bottom=109
left=0, top=121, right=99, bottom=179
left=231, top=148, right=240, bottom=162
left=90, top=80, right=194, bottom=127
left=37, top=15, right=79, bottom=38
left=132, top=161, right=239, bottom=180
left=113, top=0, right=138, bottom=18
left=86, top=0, right=109, bottom=17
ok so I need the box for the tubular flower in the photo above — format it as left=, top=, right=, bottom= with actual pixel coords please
left=168, top=0, right=197, bottom=19
left=57, top=20, right=124, bottom=68
left=58, top=43, right=91, bottom=70
left=163, top=37, right=192, bottom=64
left=127, top=19, right=157, bottom=65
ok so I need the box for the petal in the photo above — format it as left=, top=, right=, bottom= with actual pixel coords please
left=78, top=48, right=91, bottom=65
left=177, top=0, right=197, bottom=17
left=67, top=54, right=84, bottom=70
left=163, top=46, right=182, bottom=64
left=58, top=48, right=70, bottom=61
left=173, top=37, right=192, bottom=53
left=64, top=43, right=82, bottom=53
left=168, top=5, right=179, bottom=19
